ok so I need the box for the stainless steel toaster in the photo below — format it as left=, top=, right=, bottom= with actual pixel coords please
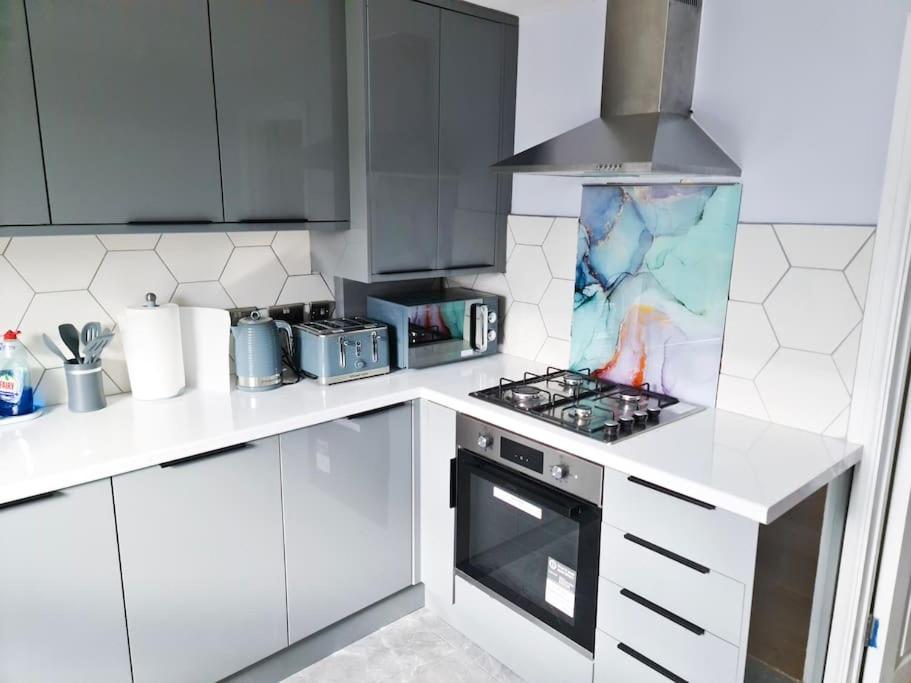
left=292, top=317, right=390, bottom=385
left=366, top=288, right=499, bottom=369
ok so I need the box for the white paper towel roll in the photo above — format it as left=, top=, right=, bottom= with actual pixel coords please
left=118, top=300, right=186, bottom=400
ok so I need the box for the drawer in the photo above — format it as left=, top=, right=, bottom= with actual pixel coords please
left=595, top=631, right=683, bottom=683
left=602, top=467, right=758, bottom=582
left=598, top=578, right=740, bottom=683
left=599, top=523, right=745, bottom=645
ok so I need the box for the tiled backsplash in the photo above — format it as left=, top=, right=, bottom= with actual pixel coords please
left=0, top=231, right=332, bottom=407
left=451, top=216, right=874, bottom=436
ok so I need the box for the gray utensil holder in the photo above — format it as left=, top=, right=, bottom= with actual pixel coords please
left=64, top=361, right=106, bottom=413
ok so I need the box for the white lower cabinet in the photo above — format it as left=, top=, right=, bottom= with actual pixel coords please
left=0, top=479, right=132, bottom=683
left=114, top=438, right=288, bottom=683
left=281, top=403, right=414, bottom=643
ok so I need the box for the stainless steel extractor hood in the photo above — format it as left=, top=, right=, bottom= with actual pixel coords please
left=494, top=0, right=740, bottom=177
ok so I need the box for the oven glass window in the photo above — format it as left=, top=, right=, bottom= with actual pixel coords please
left=455, top=452, right=600, bottom=652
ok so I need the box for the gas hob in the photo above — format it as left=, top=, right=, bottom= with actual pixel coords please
left=469, top=367, right=702, bottom=443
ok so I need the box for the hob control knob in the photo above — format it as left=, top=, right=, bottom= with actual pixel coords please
left=551, top=464, right=568, bottom=480
left=477, top=433, right=493, bottom=449
left=604, top=420, right=620, bottom=440
left=646, top=406, right=662, bottom=422
left=618, top=415, right=634, bottom=431
left=633, top=410, right=648, bottom=425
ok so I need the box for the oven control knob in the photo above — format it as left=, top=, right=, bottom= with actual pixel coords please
left=551, top=464, right=568, bottom=480
left=487, top=329, right=497, bottom=342
left=477, top=433, right=493, bottom=449
left=488, top=311, right=498, bottom=324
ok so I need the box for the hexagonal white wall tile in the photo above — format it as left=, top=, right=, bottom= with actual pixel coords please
left=716, top=374, right=769, bottom=421
left=502, top=303, right=547, bottom=360
left=506, top=225, right=516, bottom=261
left=19, top=291, right=113, bottom=368
left=97, top=234, right=160, bottom=251
left=824, top=408, right=850, bottom=438
left=171, top=282, right=234, bottom=308
left=91, top=251, right=177, bottom=319
left=720, top=302, right=778, bottom=379
left=539, top=278, right=573, bottom=340
left=446, top=274, right=478, bottom=289
left=102, top=326, right=130, bottom=392
left=509, top=215, right=553, bottom=245
left=846, top=237, right=874, bottom=309
left=0, top=237, right=9, bottom=254
left=506, top=245, right=550, bottom=304
left=0, top=257, right=33, bottom=331
left=728, top=225, right=788, bottom=303
left=156, top=233, right=233, bottom=282
left=774, top=225, right=873, bottom=269
left=833, top=325, right=862, bottom=392
left=227, top=231, right=276, bottom=247
left=755, top=349, right=849, bottom=432
left=6, top=235, right=105, bottom=292
left=220, top=247, right=287, bottom=308
left=543, top=217, right=578, bottom=280
left=536, top=338, right=570, bottom=368
left=765, top=269, right=860, bottom=354
left=474, top=273, right=513, bottom=312
left=272, top=231, right=312, bottom=275
left=277, top=275, right=332, bottom=305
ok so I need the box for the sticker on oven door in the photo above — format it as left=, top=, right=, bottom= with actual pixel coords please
left=545, top=558, right=576, bottom=618
left=493, top=486, right=542, bottom=519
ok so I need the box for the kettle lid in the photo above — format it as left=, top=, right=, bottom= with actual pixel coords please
left=238, top=310, right=272, bottom=326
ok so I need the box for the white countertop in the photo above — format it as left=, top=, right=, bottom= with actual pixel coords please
left=0, top=354, right=861, bottom=523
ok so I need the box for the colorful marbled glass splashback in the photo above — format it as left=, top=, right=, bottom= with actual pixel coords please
left=570, top=184, right=743, bottom=406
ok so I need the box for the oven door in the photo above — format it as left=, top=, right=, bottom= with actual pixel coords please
left=454, top=449, right=601, bottom=653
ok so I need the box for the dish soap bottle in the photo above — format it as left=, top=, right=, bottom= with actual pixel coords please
left=0, top=330, right=33, bottom=417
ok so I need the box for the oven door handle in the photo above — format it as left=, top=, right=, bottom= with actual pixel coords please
left=459, top=452, right=591, bottom=520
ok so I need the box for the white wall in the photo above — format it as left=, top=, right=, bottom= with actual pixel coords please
left=511, top=0, right=911, bottom=224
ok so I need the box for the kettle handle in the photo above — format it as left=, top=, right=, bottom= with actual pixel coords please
left=275, top=320, right=293, bottom=352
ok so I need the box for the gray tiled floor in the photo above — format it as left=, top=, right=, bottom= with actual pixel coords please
left=283, top=609, right=525, bottom=683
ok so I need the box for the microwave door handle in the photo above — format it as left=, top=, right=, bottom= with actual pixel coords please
left=473, top=304, right=488, bottom=352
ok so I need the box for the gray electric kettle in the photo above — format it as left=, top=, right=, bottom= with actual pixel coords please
left=231, top=312, right=292, bottom=391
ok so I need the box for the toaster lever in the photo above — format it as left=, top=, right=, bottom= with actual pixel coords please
left=371, top=331, right=379, bottom=363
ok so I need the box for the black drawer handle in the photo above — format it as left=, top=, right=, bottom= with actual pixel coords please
left=160, top=443, right=249, bottom=468
left=127, top=219, right=214, bottom=226
left=623, top=533, right=710, bottom=574
left=0, top=490, right=62, bottom=511
left=344, top=402, right=407, bottom=421
left=626, top=476, right=715, bottom=510
left=238, top=218, right=309, bottom=224
left=617, top=643, right=688, bottom=683
left=620, top=588, right=705, bottom=636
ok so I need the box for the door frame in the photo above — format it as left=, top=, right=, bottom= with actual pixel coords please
left=825, top=14, right=911, bottom=683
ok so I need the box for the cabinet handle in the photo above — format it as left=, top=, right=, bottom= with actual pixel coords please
left=127, top=219, right=215, bottom=226
left=626, top=476, right=715, bottom=510
left=238, top=218, right=309, bottom=224
left=0, top=490, right=62, bottom=511
left=622, top=533, right=710, bottom=574
left=449, top=457, right=458, bottom=509
left=616, top=643, right=688, bottom=683
left=159, top=443, right=249, bottom=468
left=619, top=588, right=705, bottom=636
left=344, top=402, right=407, bottom=421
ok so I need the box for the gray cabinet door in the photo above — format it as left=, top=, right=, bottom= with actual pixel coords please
left=367, top=0, right=440, bottom=275
left=0, top=0, right=48, bottom=225
left=281, top=403, right=413, bottom=643
left=436, top=10, right=504, bottom=270
left=210, top=0, right=349, bottom=223
left=26, top=0, right=222, bottom=224
left=0, top=479, right=132, bottom=682
left=113, top=439, right=288, bottom=683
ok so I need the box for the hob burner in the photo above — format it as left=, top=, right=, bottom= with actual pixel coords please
left=510, top=385, right=545, bottom=408
left=563, top=405, right=593, bottom=428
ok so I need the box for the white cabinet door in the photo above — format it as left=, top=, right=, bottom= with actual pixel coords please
left=0, top=479, right=132, bottom=682
left=282, top=403, right=414, bottom=643
left=419, top=400, right=457, bottom=613
left=114, top=438, right=288, bottom=683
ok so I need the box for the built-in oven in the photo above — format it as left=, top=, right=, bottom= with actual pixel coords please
left=454, top=414, right=603, bottom=654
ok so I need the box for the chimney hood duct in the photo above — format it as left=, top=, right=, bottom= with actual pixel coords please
left=494, top=0, right=740, bottom=177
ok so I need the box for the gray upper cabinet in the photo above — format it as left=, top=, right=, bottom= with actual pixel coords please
left=210, top=0, right=350, bottom=224
left=0, top=479, right=132, bottom=683
left=367, top=0, right=441, bottom=275
left=26, top=0, right=222, bottom=224
left=437, top=10, right=504, bottom=270
left=0, top=0, right=48, bottom=225
left=281, top=403, right=414, bottom=644
left=113, top=439, right=288, bottom=683
left=312, top=0, right=517, bottom=283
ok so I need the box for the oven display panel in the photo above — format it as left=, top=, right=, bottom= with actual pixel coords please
left=500, top=437, right=543, bottom=473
